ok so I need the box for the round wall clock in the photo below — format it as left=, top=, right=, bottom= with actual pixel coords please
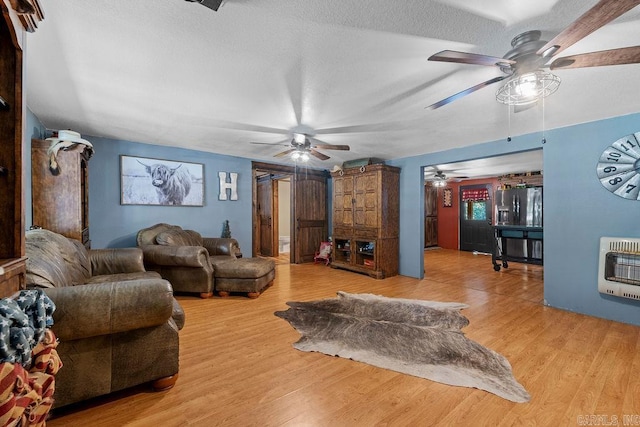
left=596, top=132, right=640, bottom=200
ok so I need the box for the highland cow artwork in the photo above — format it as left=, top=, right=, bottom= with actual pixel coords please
left=120, top=155, right=204, bottom=206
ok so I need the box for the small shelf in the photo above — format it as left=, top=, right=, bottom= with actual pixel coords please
left=334, top=239, right=352, bottom=263
left=355, top=241, right=375, bottom=269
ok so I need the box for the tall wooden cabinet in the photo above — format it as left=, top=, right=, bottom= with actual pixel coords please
left=0, top=1, right=44, bottom=297
left=32, top=138, right=91, bottom=247
left=331, top=164, right=400, bottom=279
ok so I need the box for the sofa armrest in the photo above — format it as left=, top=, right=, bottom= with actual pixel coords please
left=44, top=278, right=174, bottom=341
left=139, top=245, right=211, bottom=268
left=202, top=238, right=241, bottom=258
left=89, top=248, right=146, bottom=276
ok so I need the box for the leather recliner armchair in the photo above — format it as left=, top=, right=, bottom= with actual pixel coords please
left=25, top=228, right=185, bottom=409
left=136, top=223, right=242, bottom=298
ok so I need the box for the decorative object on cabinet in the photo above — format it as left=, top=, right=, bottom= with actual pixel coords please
left=32, top=138, right=92, bottom=248
left=121, top=155, right=204, bottom=206
left=45, top=129, right=93, bottom=175
left=0, top=2, right=44, bottom=298
left=331, top=164, right=400, bottom=279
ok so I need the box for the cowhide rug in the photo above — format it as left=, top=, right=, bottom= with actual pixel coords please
left=274, top=291, right=530, bottom=403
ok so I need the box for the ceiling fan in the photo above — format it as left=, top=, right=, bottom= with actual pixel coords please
left=425, top=170, right=452, bottom=187
left=424, top=167, right=469, bottom=185
left=426, top=0, right=640, bottom=109
left=251, top=133, right=350, bottom=162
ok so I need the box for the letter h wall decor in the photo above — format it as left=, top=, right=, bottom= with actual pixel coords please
left=218, top=172, right=238, bottom=201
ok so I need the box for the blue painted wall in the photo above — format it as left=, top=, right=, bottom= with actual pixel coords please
left=24, top=108, right=48, bottom=229
left=24, top=110, right=640, bottom=325
left=86, top=136, right=254, bottom=252
left=389, top=112, right=640, bottom=326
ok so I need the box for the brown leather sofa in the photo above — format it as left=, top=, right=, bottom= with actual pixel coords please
left=25, top=228, right=185, bottom=409
left=136, top=223, right=241, bottom=298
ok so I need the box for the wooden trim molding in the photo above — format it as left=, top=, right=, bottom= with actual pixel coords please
left=2, top=0, right=43, bottom=49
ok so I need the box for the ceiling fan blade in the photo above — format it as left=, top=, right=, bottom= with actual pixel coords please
left=311, top=143, right=350, bottom=151
left=250, top=138, right=291, bottom=146
left=274, top=149, right=296, bottom=158
left=309, top=149, right=330, bottom=161
left=550, top=45, right=640, bottom=70
left=307, top=136, right=350, bottom=151
left=536, top=0, right=640, bottom=58
left=188, top=118, right=289, bottom=135
left=426, top=75, right=508, bottom=110
left=428, top=50, right=516, bottom=68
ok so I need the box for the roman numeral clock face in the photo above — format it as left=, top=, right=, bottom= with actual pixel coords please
left=597, top=132, right=640, bottom=200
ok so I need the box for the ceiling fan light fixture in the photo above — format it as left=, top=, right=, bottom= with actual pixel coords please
left=290, top=150, right=310, bottom=162
left=293, top=133, right=306, bottom=144
left=496, top=70, right=561, bottom=106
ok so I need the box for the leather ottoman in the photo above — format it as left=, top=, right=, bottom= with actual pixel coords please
left=213, top=258, right=276, bottom=298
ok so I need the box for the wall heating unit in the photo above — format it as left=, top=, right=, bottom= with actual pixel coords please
left=598, top=237, right=640, bottom=300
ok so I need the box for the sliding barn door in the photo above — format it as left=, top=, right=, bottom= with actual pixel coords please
left=293, top=172, right=327, bottom=263
left=256, top=175, right=276, bottom=257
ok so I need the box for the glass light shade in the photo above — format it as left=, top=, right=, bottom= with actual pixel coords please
left=291, top=150, right=310, bottom=162
left=293, top=133, right=306, bottom=144
left=496, top=71, right=561, bottom=106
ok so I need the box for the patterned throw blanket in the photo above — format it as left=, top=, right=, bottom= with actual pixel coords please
left=0, top=290, right=62, bottom=426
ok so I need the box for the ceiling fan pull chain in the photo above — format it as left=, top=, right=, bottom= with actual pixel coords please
left=541, top=95, right=546, bottom=144
left=507, top=97, right=512, bottom=142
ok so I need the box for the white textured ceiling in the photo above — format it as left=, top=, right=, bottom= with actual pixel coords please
left=25, top=0, right=640, bottom=173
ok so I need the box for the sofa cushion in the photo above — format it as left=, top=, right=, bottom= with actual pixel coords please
left=156, top=229, right=203, bottom=247
left=86, top=271, right=162, bottom=284
left=136, top=223, right=181, bottom=246
left=26, top=229, right=91, bottom=288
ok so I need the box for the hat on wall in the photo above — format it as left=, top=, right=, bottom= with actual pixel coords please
left=45, top=129, right=93, bottom=148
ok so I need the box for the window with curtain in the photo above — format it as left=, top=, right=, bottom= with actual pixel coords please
left=461, top=188, right=490, bottom=220
left=461, top=188, right=489, bottom=202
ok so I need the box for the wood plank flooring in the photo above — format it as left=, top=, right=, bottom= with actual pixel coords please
left=48, top=249, right=639, bottom=426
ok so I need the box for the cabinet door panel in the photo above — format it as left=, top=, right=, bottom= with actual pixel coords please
left=354, top=173, right=379, bottom=228
left=332, top=176, right=353, bottom=228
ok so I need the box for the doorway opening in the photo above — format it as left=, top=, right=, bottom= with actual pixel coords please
left=459, top=184, right=493, bottom=254
left=252, top=161, right=329, bottom=264
left=422, top=150, right=543, bottom=253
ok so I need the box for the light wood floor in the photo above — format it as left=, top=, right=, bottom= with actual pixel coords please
left=49, top=249, right=639, bottom=426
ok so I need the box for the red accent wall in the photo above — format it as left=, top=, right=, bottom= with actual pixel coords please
left=436, top=177, right=501, bottom=250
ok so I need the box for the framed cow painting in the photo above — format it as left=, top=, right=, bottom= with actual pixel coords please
left=120, top=155, right=205, bottom=206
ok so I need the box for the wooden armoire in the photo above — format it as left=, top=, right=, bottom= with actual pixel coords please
left=32, top=138, right=91, bottom=247
left=0, top=0, right=44, bottom=297
left=331, top=164, right=400, bottom=279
